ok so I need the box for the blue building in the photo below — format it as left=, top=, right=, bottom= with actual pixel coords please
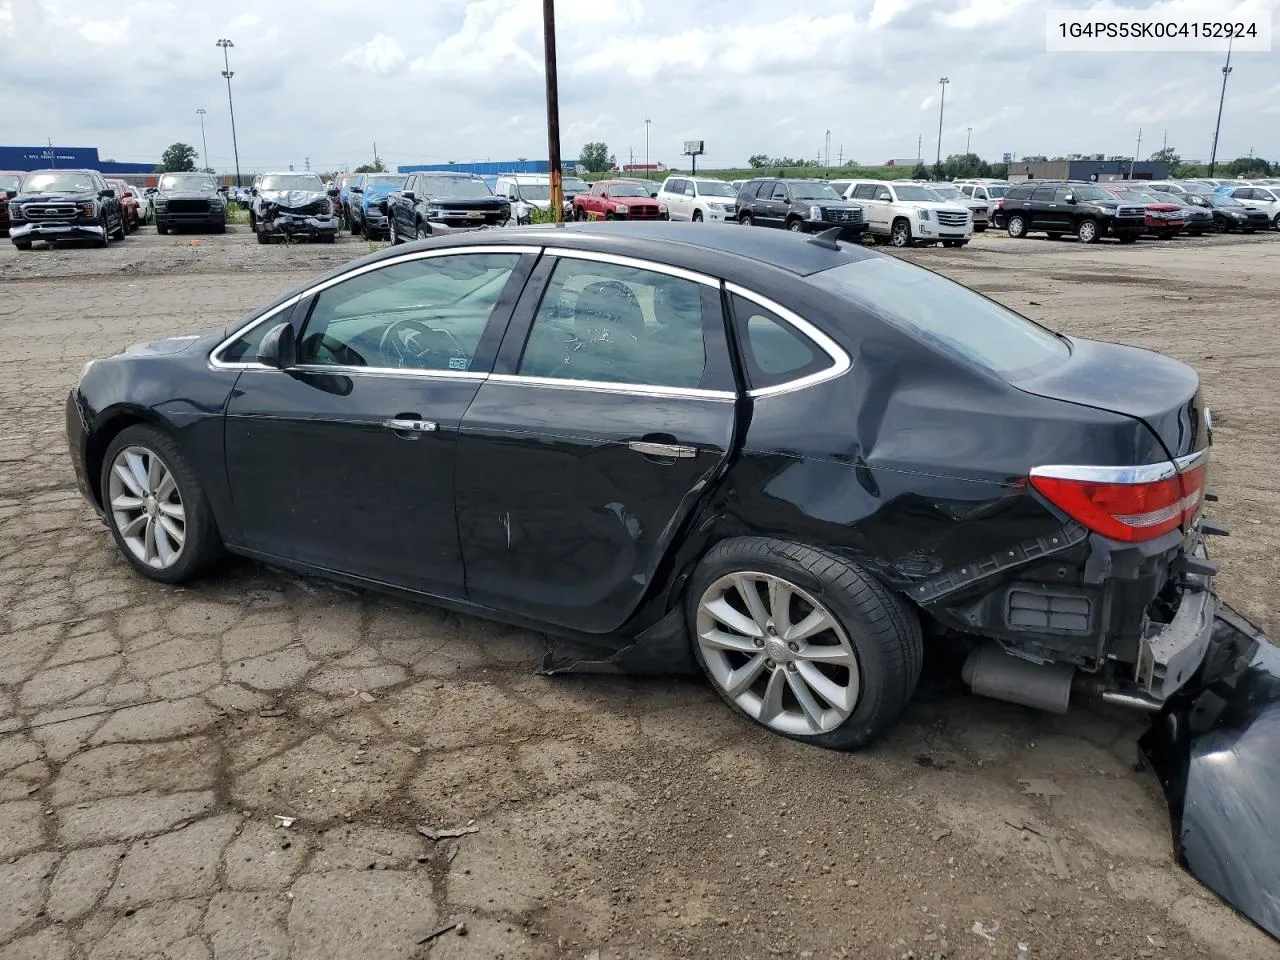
left=0, top=145, right=154, bottom=175
left=397, top=159, right=577, bottom=175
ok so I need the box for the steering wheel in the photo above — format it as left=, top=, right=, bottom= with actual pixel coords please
left=378, top=317, right=464, bottom=368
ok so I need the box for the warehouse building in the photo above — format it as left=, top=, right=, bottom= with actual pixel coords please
left=397, top=159, right=578, bottom=175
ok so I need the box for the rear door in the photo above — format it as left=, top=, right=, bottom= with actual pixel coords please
left=455, top=248, right=738, bottom=633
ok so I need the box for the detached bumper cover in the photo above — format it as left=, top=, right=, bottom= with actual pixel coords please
left=1141, top=604, right=1280, bottom=941
left=11, top=221, right=105, bottom=241
left=261, top=214, right=338, bottom=238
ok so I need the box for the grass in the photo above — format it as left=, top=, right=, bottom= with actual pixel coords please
left=225, top=204, right=249, bottom=225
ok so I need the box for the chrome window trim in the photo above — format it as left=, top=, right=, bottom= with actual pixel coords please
left=487, top=373, right=735, bottom=402
left=1029, top=462, right=1178, bottom=485
left=1175, top=448, right=1211, bottom=472
left=207, top=245, right=543, bottom=370
left=541, top=247, right=719, bottom=287
left=725, top=282, right=852, bottom=398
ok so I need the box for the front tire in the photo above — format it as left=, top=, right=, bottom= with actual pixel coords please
left=1076, top=217, right=1099, bottom=243
left=100, top=425, right=222, bottom=584
left=389, top=218, right=400, bottom=245
left=415, top=222, right=429, bottom=241
left=689, top=537, right=922, bottom=751
left=889, top=218, right=912, bottom=247
left=1006, top=214, right=1027, bottom=238
left=692, top=210, right=703, bottom=223
left=740, top=213, right=753, bottom=227
left=1273, top=214, right=1280, bottom=231
left=111, top=212, right=126, bottom=241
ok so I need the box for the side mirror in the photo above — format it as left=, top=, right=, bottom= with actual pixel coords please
left=256, top=323, right=296, bottom=369
left=877, top=193, right=891, bottom=201
left=401, top=190, right=415, bottom=202
left=650, top=191, right=658, bottom=198
left=326, top=187, right=340, bottom=197
left=250, top=187, right=258, bottom=196
left=350, top=186, right=363, bottom=194
left=4, top=189, right=17, bottom=199
left=100, top=189, right=115, bottom=199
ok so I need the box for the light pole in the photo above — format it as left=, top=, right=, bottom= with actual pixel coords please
left=965, top=126, right=973, bottom=155
left=216, top=39, right=242, bottom=188
left=541, top=0, right=563, bottom=224
left=1208, top=39, right=1233, bottom=178
left=936, top=77, right=950, bottom=167
left=644, top=118, right=651, bottom=179
left=825, top=129, right=831, bottom=168
left=196, top=109, right=209, bottom=174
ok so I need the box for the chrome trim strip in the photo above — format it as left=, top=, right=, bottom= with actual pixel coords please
left=1029, top=462, right=1178, bottom=484
left=629, top=440, right=698, bottom=458
left=1175, top=448, right=1211, bottom=472
left=288, top=363, right=486, bottom=382
left=542, top=247, right=719, bottom=287
left=725, top=282, right=852, bottom=398
left=486, top=372, right=735, bottom=401
left=207, top=245, right=543, bottom=370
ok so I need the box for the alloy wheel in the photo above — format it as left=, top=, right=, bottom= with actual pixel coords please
left=1007, top=215, right=1025, bottom=238
left=891, top=221, right=910, bottom=247
left=1078, top=219, right=1098, bottom=243
left=416, top=224, right=428, bottom=240
left=696, top=572, right=860, bottom=737
left=107, top=445, right=186, bottom=569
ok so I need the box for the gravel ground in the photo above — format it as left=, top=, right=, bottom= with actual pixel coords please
left=1, top=224, right=1277, bottom=960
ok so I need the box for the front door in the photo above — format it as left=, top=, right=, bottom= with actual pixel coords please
left=224, top=248, right=535, bottom=595
left=760, top=182, right=790, bottom=226
left=455, top=251, right=738, bottom=634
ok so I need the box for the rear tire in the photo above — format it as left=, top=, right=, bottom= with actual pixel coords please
left=1273, top=214, right=1280, bottom=231
left=14, top=239, right=32, bottom=251
left=415, top=223, right=428, bottom=241
left=1006, top=214, right=1027, bottom=238
left=99, top=424, right=224, bottom=585
left=688, top=537, right=923, bottom=751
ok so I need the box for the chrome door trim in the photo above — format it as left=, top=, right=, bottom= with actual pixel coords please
left=725, top=282, right=852, bottom=398
left=541, top=247, right=720, bottom=287
left=486, top=372, right=735, bottom=402
left=628, top=440, right=698, bottom=458
left=207, top=245, right=543, bottom=370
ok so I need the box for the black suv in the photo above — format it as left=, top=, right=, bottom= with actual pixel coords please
left=384, top=173, right=510, bottom=242
left=8, top=169, right=127, bottom=250
left=153, top=172, right=227, bottom=234
left=736, top=178, right=867, bottom=239
left=1000, top=180, right=1145, bottom=244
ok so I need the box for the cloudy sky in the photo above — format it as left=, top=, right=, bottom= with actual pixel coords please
left=2, top=0, right=1277, bottom=175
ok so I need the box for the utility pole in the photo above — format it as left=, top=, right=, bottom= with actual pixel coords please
left=1208, top=38, right=1234, bottom=177
left=1130, top=127, right=1142, bottom=178
left=1162, top=129, right=1167, bottom=153
left=216, top=39, right=241, bottom=187
left=196, top=109, right=209, bottom=174
left=644, top=118, right=651, bottom=180
left=825, top=129, right=831, bottom=168
left=936, top=77, right=950, bottom=166
left=48, top=137, right=55, bottom=168
left=917, top=134, right=922, bottom=162
left=304, top=157, right=310, bottom=171
left=837, top=145, right=844, bottom=166
left=541, top=0, right=564, bottom=223
left=965, top=127, right=973, bottom=155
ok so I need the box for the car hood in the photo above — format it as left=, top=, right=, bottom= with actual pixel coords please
left=259, top=189, right=325, bottom=207
left=121, top=334, right=203, bottom=357
left=1141, top=604, right=1280, bottom=941
left=14, top=191, right=96, bottom=204
left=902, top=201, right=970, bottom=214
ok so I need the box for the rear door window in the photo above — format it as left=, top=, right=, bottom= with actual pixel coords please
left=810, top=258, right=1068, bottom=382
left=1030, top=186, right=1057, bottom=201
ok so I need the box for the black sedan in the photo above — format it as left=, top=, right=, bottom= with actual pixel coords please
left=67, top=223, right=1217, bottom=750
left=1197, top=192, right=1268, bottom=232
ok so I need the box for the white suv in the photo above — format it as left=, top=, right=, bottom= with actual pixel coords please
left=926, top=183, right=990, bottom=231
left=1228, top=185, right=1280, bottom=229
left=494, top=174, right=571, bottom=224
left=836, top=180, right=972, bottom=247
left=656, top=176, right=739, bottom=222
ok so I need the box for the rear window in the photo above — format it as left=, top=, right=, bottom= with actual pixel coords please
left=809, top=258, right=1069, bottom=381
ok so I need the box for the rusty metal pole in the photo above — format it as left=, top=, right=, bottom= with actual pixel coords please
left=542, top=0, right=564, bottom=225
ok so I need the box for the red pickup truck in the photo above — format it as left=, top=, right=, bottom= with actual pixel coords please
left=0, top=171, right=22, bottom=236
left=572, top=179, right=665, bottom=221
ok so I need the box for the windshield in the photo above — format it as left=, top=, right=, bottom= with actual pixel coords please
left=695, top=180, right=737, bottom=197
left=789, top=182, right=843, bottom=200
left=894, top=185, right=944, bottom=202
left=929, top=185, right=964, bottom=199
left=364, top=175, right=405, bottom=187
left=338, top=175, right=358, bottom=189
left=159, top=174, right=217, bottom=192
left=420, top=177, right=492, bottom=199
left=1115, top=190, right=1159, bottom=202
left=811, top=258, right=1069, bottom=382
left=517, top=184, right=552, bottom=202
left=562, top=178, right=589, bottom=194
left=607, top=183, right=654, bottom=198
left=20, top=171, right=97, bottom=194
left=1206, top=194, right=1243, bottom=208
left=259, top=174, right=324, bottom=191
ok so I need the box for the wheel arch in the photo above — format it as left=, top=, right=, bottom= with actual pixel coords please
left=85, top=405, right=173, bottom=509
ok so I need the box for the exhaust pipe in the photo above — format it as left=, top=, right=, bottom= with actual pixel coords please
left=962, top=642, right=1075, bottom=714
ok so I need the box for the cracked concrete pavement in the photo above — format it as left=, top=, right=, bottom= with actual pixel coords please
left=1, top=226, right=1278, bottom=959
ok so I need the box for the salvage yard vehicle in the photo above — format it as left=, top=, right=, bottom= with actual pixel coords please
left=924, top=182, right=989, bottom=231
left=8, top=168, right=127, bottom=250
left=1000, top=180, right=1145, bottom=243
left=385, top=172, right=510, bottom=242
left=0, top=171, right=20, bottom=236
left=1227, top=185, right=1280, bottom=230
left=347, top=173, right=406, bottom=239
left=154, top=172, right=227, bottom=234
left=573, top=180, right=664, bottom=221
left=1198, top=192, right=1268, bottom=233
left=106, top=179, right=141, bottom=232
left=1103, top=186, right=1186, bottom=238
left=737, top=178, right=868, bottom=239
left=494, top=174, right=566, bottom=224
left=836, top=180, right=967, bottom=247
left=657, top=176, right=739, bottom=222
left=250, top=171, right=339, bottom=244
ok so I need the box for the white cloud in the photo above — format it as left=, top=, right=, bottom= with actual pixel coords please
left=341, top=33, right=407, bottom=76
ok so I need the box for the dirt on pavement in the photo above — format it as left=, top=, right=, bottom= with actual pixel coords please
left=0, top=225, right=1277, bottom=960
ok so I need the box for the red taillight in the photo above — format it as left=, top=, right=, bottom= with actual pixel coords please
left=1029, top=452, right=1208, bottom=543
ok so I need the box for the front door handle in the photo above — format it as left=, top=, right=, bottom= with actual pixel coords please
left=628, top=440, right=696, bottom=459
left=384, top=417, right=437, bottom=434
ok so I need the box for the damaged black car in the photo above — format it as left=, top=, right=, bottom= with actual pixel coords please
left=249, top=171, right=339, bottom=244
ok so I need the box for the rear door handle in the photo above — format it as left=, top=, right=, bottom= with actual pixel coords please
left=384, top=418, right=437, bottom=434
left=628, top=440, right=697, bottom=459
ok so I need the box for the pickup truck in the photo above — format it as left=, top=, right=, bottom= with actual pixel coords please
left=572, top=180, right=664, bottom=221
left=384, top=172, right=510, bottom=242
